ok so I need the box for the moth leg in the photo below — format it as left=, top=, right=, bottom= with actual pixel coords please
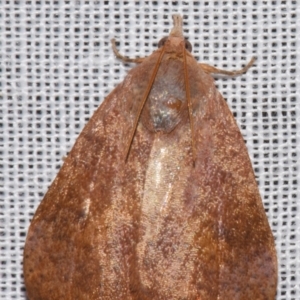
left=111, top=39, right=146, bottom=63
left=199, top=57, right=256, bottom=76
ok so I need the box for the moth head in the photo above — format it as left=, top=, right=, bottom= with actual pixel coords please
left=157, top=15, right=192, bottom=52
left=158, top=36, right=192, bottom=52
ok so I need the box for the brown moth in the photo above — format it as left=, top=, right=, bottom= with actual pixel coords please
left=24, top=15, right=277, bottom=300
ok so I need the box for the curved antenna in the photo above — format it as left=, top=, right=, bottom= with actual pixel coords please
left=125, top=45, right=166, bottom=161
left=183, top=44, right=196, bottom=166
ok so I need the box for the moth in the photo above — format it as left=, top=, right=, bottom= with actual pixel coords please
left=24, top=15, right=277, bottom=300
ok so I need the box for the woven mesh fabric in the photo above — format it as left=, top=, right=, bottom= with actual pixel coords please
left=1, top=1, right=299, bottom=299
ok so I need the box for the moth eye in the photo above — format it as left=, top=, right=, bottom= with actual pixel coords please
left=185, top=39, right=192, bottom=52
left=158, top=37, right=168, bottom=48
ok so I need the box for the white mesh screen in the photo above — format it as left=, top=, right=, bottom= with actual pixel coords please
left=1, top=1, right=299, bottom=299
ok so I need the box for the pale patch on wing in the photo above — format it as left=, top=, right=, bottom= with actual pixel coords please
left=136, top=129, right=199, bottom=298
left=83, top=198, right=91, bottom=216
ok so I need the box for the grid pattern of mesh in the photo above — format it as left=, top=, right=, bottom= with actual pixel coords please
left=1, top=1, right=299, bottom=299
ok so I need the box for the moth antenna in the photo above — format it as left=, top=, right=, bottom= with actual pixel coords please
left=171, top=15, right=196, bottom=164
left=125, top=44, right=166, bottom=162
left=111, top=39, right=146, bottom=63
left=183, top=43, right=197, bottom=165
left=199, top=56, right=256, bottom=76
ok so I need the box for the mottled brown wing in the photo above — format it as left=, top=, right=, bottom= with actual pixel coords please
left=186, top=54, right=278, bottom=299
left=23, top=51, right=160, bottom=300
left=24, top=48, right=277, bottom=300
left=126, top=55, right=277, bottom=299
